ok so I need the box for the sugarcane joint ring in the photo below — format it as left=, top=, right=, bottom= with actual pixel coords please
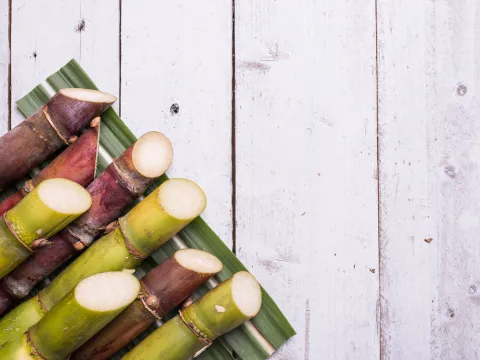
left=112, top=160, right=144, bottom=198
left=42, top=107, right=74, bottom=146
left=25, top=330, right=47, bottom=360
left=3, top=213, right=34, bottom=252
left=178, top=309, right=213, bottom=347
left=118, top=221, right=148, bottom=260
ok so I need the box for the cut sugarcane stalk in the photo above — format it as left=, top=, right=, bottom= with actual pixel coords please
left=0, top=271, right=140, bottom=360
left=0, top=179, right=92, bottom=279
left=0, top=125, right=99, bottom=216
left=122, top=271, right=262, bottom=360
left=0, top=89, right=116, bottom=191
left=72, top=249, right=223, bottom=360
left=0, top=178, right=206, bottom=346
left=0, top=131, right=172, bottom=315
left=5, top=179, right=92, bottom=247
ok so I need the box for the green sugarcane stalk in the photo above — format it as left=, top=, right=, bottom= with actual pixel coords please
left=0, top=179, right=206, bottom=346
left=122, top=272, right=262, bottom=360
left=0, top=271, right=140, bottom=360
left=0, top=179, right=92, bottom=279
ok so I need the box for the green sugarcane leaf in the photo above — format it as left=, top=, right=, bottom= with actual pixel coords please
left=14, top=59, right=295, bottom=360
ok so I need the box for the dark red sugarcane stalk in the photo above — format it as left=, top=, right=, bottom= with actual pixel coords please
left=0, top=89, right=116, bottom=191
left=71, top=249, right=223, bottom=360
left=0, top=124, right=100, bottom=216
left=0, top=132, right=173, bottom=315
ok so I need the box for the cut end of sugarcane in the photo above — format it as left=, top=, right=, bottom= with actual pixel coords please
left=37, top=178, right=92, bottom=215
left=174, top=249, right=223, bottom=274
left=132, top=131, right=173, bottom=178
left=158, top=179, right=206, bottom=220
left=59, top=88, right=117, bottom=104
left=75, top=271, right=140, bottom=312
left=232, top=272, right=262, bottom=318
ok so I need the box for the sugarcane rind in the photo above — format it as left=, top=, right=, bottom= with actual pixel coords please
left=3, top=213, right=34, bottom=253
left=178, top=309, right=214, bottom=347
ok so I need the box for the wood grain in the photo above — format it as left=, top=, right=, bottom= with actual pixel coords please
left=234, top=1, right=379, bottom=359
left=378, top=1, right=480, bottom=358
left=121, top=0, right=233, bottom=248
left=0, top=0, right=9, bottom=135
left=10, top=0, right=120, bottom=127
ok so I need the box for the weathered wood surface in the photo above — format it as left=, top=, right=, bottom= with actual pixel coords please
left=378, top=1, right=480, bottom=359
left=1, top=0, right=480, bottom=359
left=235, top=1, right=379, bottom=359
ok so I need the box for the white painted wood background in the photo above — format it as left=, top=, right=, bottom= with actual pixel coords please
left=0, top=1, right=479, bottom=359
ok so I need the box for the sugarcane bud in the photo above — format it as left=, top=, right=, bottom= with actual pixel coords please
left=104, top=221, right=117, bottom=234
left=31, top=238, right=51, bottom=249
left=90, top=117, right=101, bottom=128
left=146, top=295, right=159, bottom=308
left=182, top=296, right=195, bottom=309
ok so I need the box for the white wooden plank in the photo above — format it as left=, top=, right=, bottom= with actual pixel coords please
left=11, top=0, right=119, bottom=126
left=0, top=0, right=9, bottom=136
left=378, top=1, right=480, bottom=358
left=235, top=1, right=379, bottom=359
left=121, top=0, right=233, bottom=248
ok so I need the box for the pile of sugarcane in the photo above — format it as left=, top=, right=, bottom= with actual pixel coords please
left=0, top=89, right=263, bottom=360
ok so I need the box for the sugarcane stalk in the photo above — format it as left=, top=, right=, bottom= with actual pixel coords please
left=0, top=179, right=92, bottom=279
left=0, top=88, right=116, bottom=191
left=72, top=249, right=223, bottom=360
left=122, top=271, right=262, bottom=360
left=0, top=178, right=206, bottom=346
left=0, top=125, right=99, bottom=216
left=0, top=271, right=140, bottom=360
left=0, top=132, right=172, bottom=315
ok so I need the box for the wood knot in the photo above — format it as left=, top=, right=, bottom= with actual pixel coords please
left=456, top=84, right=467, bottom=96
left=170, top=103, right=180, bottom=115
left=446, top=308, right=455, bottom=318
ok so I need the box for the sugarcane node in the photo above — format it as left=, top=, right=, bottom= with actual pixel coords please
left=178, top=309, right=213, bottom=347
left=31, top=238, right=51, bottom=249
left=90, top=116, right=101, bottom=128
left=68, top=135, right=79, bottom=144
left=118, top=222, right=147, bottom=260
left=25, top=330, right=47, bottom=360
left=42, top=107, right=72, bottom=146
left=111, top=159, right=144, bottom=198
left=2, top=213, right=33, bottom=253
